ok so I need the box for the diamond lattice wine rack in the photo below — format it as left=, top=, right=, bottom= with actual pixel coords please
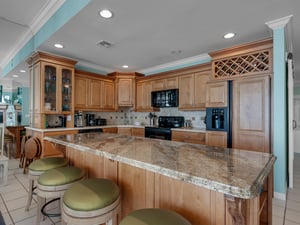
left=210, top=39, right=273, bottom=80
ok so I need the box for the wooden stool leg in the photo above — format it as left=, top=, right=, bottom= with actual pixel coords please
left=25, top=178, right=34, bottom=211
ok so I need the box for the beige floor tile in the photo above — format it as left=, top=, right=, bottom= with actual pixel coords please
left=273, top=198, right=286, bottom=207
left=285, top=208, right=300, bottom=223
left=272, top=204, right=285, bottom=218
left=272, top=215, right=284, bottom=225
left=9, top=205, right=38, bottom=223
left=1, top=212, right=13, bottom=225
left=1, top=188, right=27, bottom=202
left=286, top=199, right=300, bottom=212
left=14, top=215, right=53, bottom=225
left=285, top=220, right=300, bottom=225
left=5, top=196, right=28, bottom=211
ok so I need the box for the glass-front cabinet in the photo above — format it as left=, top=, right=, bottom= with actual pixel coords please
left=27, top=51, right=77, bottom=128
left=42, top=63, right=74, bottom=114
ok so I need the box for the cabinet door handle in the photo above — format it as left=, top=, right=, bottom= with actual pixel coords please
left=293, top=120, right=297, bottom=129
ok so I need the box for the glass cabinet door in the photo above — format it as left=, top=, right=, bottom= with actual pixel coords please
left=61, top=68, right=72, bottom=112
left=44, top=65, right=57, bottom=112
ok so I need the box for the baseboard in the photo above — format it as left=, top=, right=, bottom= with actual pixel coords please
left=274, top=192, right=286, bottom=201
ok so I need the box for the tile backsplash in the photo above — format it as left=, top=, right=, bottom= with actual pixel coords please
left=80, top=108, right=206, bottom=129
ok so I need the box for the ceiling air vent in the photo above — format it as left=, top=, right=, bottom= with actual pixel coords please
left=97, top=40, right=113, bottom=48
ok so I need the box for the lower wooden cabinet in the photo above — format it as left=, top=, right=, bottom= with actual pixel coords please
left=205, top=131, right=227, bottom=148
left=172, top=130, right=205, bottom=144
left=102, top=127, right=118, bottom=133
left=117, top=127, right=132, bottom=135
left=132, top=127, right=145, bottom=137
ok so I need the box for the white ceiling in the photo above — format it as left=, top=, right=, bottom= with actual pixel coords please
left=0, top=0, right=299, bottom=89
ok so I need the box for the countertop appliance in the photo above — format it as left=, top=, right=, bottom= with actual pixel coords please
left=86, top=114, right=96, bottom=126
left=145, top=116, right=184, bottom=140
left=206, top=80, right=232, bottom=148
left=151, top=89, right=179, bottom=108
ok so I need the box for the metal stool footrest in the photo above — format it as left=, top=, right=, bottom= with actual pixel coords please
left=41, top=197, right=61, bottom=217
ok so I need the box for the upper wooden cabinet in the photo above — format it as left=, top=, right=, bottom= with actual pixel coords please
left=206, top=81, right=228, bottom=107
left=108, top=72, right=144, bottom=109
left=136, top=80, right=159, bottom=112
left=179, top=70, right=210, bottom=110
left=152, top=77, right=178, bottom=91
left=75, top=70, right=115, bottom=111
left=27, top=51, right=77, bottom=128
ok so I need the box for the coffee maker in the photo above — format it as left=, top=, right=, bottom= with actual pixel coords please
left=86, top=113, right=96, bottom=126
left=74, top=111, right=83, bottom=127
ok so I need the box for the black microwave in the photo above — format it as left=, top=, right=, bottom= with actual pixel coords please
left=151, top=89, right=179, bottom=108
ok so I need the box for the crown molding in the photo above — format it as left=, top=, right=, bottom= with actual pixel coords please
left=265, top=15, right=294, bottom=54
left=0, top=0, right=66, bottom=70
left=75, top=61, right=114, bottom=75
left=137, top=53, right=211, bottom=75
left=265, top=15, right=293, bottom=30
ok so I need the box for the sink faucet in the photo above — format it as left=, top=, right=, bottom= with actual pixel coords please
left=148, top=113, right=157, bottom=126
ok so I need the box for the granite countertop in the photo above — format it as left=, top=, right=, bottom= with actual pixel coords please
left=26, top=125, right=206, bottom=133
left=44, top=132, right=275, bottom=199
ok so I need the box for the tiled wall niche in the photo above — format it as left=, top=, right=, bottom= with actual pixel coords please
left=80, top=108, right=206, bottom=129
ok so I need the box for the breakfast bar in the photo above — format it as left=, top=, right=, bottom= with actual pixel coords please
left=44, top=132, right=275, bottom=225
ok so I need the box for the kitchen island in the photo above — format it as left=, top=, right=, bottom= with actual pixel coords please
left=44, top=132, right=275, bottom=225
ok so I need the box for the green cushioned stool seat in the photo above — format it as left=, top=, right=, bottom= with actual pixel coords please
left=38, top=166, right=85, bottom=186
left=29, top=157, right=68, bottom=172
left=63, top=178, right=120, bottom=211
left=36, top=166, right=86, bottom=224
left=119, top=208, right=191, bottom=225
left=62, top=178, right=121, bottom=225
left=25, top=157, right=69, bottom=211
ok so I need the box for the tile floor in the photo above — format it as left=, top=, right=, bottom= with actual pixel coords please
left=0, top=155, right=300, bottom=225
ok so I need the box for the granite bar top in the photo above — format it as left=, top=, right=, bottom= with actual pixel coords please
left=26, top=125, right=206, bottom=133
left=44, top=132, right=275, bottom=199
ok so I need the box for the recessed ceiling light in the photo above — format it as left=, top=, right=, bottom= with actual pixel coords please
left=223, top=33, right=235, bottom=39
left=12, top=74, right=18, bottom=78
left=99, top=9, right=113, bottom=19
left=19, top=69, right=26, bottom=73
left=54, top=43, right=64, bottom=48
left=123, top=65, right=129, bottom=68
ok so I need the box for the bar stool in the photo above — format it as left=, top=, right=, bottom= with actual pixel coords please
left=61, top=178, right=120, bottom=225
left=36, top=166, right=86, bottom=225
left=25, top=156, right=69, bottom=211
left=119, top=208, right=191, bottom=225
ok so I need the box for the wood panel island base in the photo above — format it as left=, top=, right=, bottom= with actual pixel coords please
left=44, top=133, right=275, bottom=225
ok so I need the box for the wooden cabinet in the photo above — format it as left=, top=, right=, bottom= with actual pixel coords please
left=179, top=71, right=210, bottom=110
left=205, top=131, right=227, bottom=148
left=117, top=127, right=132, bottom=136
left=118, top=162, right=155, bottom=218
left=132, top=127, right=145, bottom=137
left=152, top=77, right=178, bottom=91
left=27, top=51, right=77, bottom=128
left=206, top=81, right=228, bottom=107
left=102, top=127, right=118, bottom=133
left=172, top=130, right=205, bottom=144
left=118, top=78, right=134, bottom=106
left=136, top=81, right=159, bottom=112
left=232, top=75, right=270, bottom=153
left=74, top=76, right=88, bottom=109
left=75, top=71, right=115, bottom=111
left=109, top=72, right=143, bottom=108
